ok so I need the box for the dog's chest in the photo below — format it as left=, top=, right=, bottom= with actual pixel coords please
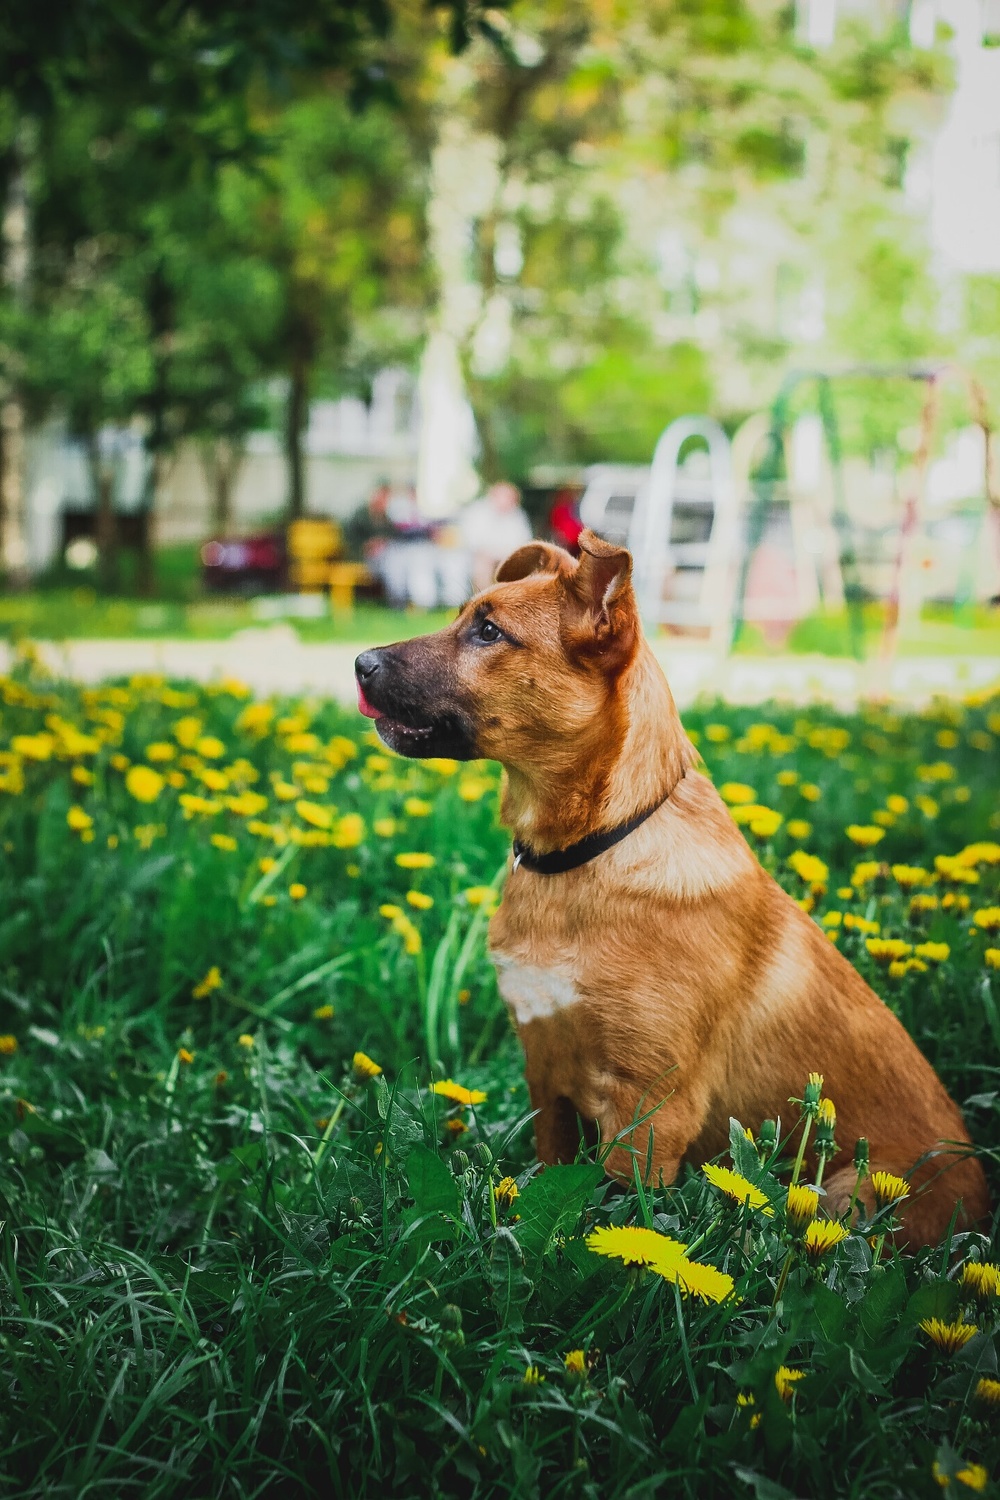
left=491, top=951, right=583, bottom=1026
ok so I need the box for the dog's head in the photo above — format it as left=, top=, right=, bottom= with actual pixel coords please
left=354, top=529, right=639, bottom=767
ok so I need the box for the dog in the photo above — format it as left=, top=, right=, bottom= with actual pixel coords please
left=355, top=529, right=990, bottom=1246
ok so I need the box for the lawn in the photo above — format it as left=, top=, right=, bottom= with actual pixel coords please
left=1, top=654, right=999, bottom=1498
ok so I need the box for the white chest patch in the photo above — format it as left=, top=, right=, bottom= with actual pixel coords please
left=492, top=953, right=582, bottom=1025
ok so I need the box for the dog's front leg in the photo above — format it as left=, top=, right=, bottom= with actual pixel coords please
left=530, top=1088, right=592, bottom=1165
left=597, top=1080, right=706, bottom=1189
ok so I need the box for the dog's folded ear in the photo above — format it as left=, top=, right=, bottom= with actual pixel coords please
left=495, top=541, right=574, bottom=583
left=566, top=530, right=636, bottom=663
left=571, top=530, right=632, bottom=613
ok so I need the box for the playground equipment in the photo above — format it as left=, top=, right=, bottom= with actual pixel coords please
left=731, top=364, right=1000, bottom=659
left=578, top=419, right=737, bottom=645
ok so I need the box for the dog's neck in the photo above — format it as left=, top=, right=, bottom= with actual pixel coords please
left=499, top=641, right=694, bottom=854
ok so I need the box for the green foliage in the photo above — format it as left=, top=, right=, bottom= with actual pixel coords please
left=0, top=663, right=999, bottom=1494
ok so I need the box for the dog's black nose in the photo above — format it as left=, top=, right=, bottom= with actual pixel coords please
left=355, top=649, right=381, bottom=683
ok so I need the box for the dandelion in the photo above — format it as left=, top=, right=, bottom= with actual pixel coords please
left=406, top=890, right=434, bottom=910
left=289, top=883, right=307, bottom=900
left=586, top=1224, right=687, bottom=1270
left=960, top=1262, right=1000, bottom=1304
left=786, top=1184, right=819, bottom=1235
left=211, top=833, right=237, bottom=852
left=914, top=941, right=949, bottom=963
left=720, top=782, right=757, bottom=805
left=847, top=825, right=885, bottom=848
left=237, top=1034, right=254, bottom=1049
left=935, top=855, right=980, bottom=885
left=564, top=1349, right=588, bottom=1379
left=851, top=861, right=882, bottom=887
left=0, top=1035, right=18, bottom=1056
left=788, top=850, right=829, bottom=885
left=802, top=1220, right=850, bottom=1261
left=974, top=907, right=1000, bottom=933
left=178, top=1047, right=195, bottom=1065
left=775, top=1367, right=806, bottom=1402
left=71, top=766, right=94, bottom=785
left=974, top=1377, right=1000, bottom=1407
left=919, top=1318, right=979, bottom=1356
left=986, top=949, right=1000, bottom=970
left=910, top=893, right=940, bottom=915
left=701, top=1163, right=773, bottom=1216
left=67, top=806, right=93, bottom=832
left=495, top=1176, right=520, bottom=1209
left=886, top=794, right=909, bottom=815
left=866, top=938, right=913, bottom=964
left=957, top=842, right=1000, bottom=867
left=932, top=1461, right=990, bottom=1491
left=870, top=1170, right=910, bottom=1212
left=333, top=814, right=365, bottom=848
left=799, top=782, right=822, bottom=802
left=523, top=1366, right=545, bottom=1385
left=196, top=735, right=226, bottom=760
left=125, top=765, right=165, bottom=803
left=672, top=1258, right=736, bottom=1303
left=352, top=1051, right=382, bottom=1080
left=433, top=1079, right=487, bottom=1106
left=396, top=852, right=434, bottom=870
left=892, top=864, right=930, bottom=888
left=404, top=797, right=432, bottom=817
left=192, top=966, right=223, bottom=999
left=373, top=818, right=397, bottom=838
left=296, top=799, right=333, bottom=830
left=786, top=819, right=812, bottom=840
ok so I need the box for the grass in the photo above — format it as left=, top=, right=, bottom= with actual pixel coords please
left=1, top=656, right=1000, bottom=1497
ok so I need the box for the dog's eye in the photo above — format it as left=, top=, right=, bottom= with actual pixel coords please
left=475, top=619, right=504, bottom=644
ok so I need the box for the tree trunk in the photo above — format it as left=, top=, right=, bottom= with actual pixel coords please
left=286, top=351, right=309, bottom=520
left=139, top=263, right=174, bottom=596
left=85, top=429, right=117, bottom=590
left=0, top=120, right=32, bottom=585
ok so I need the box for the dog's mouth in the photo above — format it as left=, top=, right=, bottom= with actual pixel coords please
left=356, top=680, right=476, bottom=760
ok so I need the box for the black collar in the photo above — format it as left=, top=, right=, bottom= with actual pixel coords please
left=511, top=772, right=684, bottom=876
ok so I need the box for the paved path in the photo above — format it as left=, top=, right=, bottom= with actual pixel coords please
left=3, top=630, right=998, bottom=707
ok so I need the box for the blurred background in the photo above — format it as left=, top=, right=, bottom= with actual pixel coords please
left=0, top=0, right=998, bottom=695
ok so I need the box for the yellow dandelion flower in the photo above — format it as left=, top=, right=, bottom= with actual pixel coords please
left=871, top=1170, right=910, bottom=1211
left=173, top=716, right=203, bottom=748
left=406, top=890, right=434, bottom=910
left=847, top=825, right=885, bottom=848
left=973, top=907, right=1000, bottom=933
left=313, top=1004, right=335, bottom=1020
left=211, top=833, right=237, bottom=852
left=432, top=1079, right=487, bottom=1106
left=817, top=1097, right=836, bottom=1128
left=936, top=855, right=980, bottom=885
left=919, top=1318, right=979, bottom=1356
left=777, top=769, right=799, bottom=785
left=720, top=782, right=757, bottom=805
left=464, top=885, right=499, bottom=911
left=523, top=1365, right=545, bottom=1385
left=196, top=736, right=226, bottom=760
left=786, top=1184, right=820, bottom=1235
left=802, top=1220, right=850, bottom=1261
left=237, top=1034, right=254, bottom=1049
left=289, top=883, right=307, bottom=900
left=373, top=818, right=397, bottom=838
left=851, top=861, right=883, bottom=887
left=957, top=842, right=1000, bottom=867
left=671, top=1257, right=736, bottom=1303
left=800, top=782, right=821, bottom=802
left=960, top=1262, right=1000, bottom=1303
left=974, top=1377, right=1000, bottom=1406
left=564, top=1349, right=588, bottom=1378
left=66, top=806, right=93, bottom=832
left=404, top=797, right=432, bottom=817
left=910, top=893, right=940, bottom=915
left=495, top=1176, right=520, bottom=1209
left=892, top=864, right=930, bottom=888
left=0, top=1034, right=18, bottom=1056
left=178, top=1047, right=195, bottom=1065
left=701, top=1163, right=773, bottom=1216
left=775, top=1367, right=806, bottom=1402
left=192, top=966, right=223, bottom=999
left=748, top=808, right=783, bottom=838
left=333, top=814, right=365, bottom=848
left=379, top=903, right=403, bottom=919
left=352, top=1051, right=382, bottom=1079
left=125, top=765, right=165, bottom=803
left=866, top=938, right=913, bottom=964
left=296, top=799, right=333, bottom=830
left=886, top=794, right=909, bottom=815
left=914, top=941, right=949, bottom=963
left=586, top=1224, right=688, bottom=1270
left=786, top=819, right=812, bottom=840
left=933, top=1461, right=989, bottom=1491
left=396, top=852, right=434, bottom=870
left=788, top=850, right=830, bottom=885
left=986, top=949, right=1000, bottom=970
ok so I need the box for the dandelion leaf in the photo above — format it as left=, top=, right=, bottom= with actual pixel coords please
left=514, top=1162, right=601, bottom=1260
left=904, top=1280, right=961, bottom=1327
left=729, top=1117, right=766, bottom=1182
left=490, top=1225, right=534, bottom=1329
left=406, top=1146, right=460, bottom=1219
left=859, top=1264, right=907, bottom=1341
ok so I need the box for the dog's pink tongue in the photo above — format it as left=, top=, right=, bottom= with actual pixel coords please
left=356, top=682, right=383, bottom=720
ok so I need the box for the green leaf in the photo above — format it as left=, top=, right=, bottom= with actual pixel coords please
left=905, top=1281, right=960, bottom=1326
left=859, top=1264, right=906, bottom=1341
left=489, top=1226, right=534, bottom=1330
left=514, top=1163, right=601, bottom=1259
left=729, top=1117, right=765, bottom=1181
left=406, top=1146, right=459, bottom=1219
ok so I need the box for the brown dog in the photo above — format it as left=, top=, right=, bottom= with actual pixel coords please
left=355, top=529, right=989, bottom=1246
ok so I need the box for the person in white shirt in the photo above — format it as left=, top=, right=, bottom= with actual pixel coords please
left=460, top=482, right=533, bottom=594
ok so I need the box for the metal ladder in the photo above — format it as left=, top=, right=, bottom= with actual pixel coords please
left=628, top=417, right=736, bottom=643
